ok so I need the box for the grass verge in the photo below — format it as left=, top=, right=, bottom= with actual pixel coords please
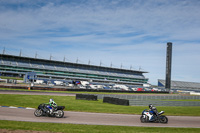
left=0, top=76, right=23, bottom=80
left=1, top=120, right=200, bottom=133
left=0, top=94, right=200, bottom=116
left=0, top=87, right=173, bottom=95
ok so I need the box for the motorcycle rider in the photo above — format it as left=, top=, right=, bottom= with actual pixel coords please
left=47, top=98, right=57, bottom=114
left=148, top=104, right=158, bottom=121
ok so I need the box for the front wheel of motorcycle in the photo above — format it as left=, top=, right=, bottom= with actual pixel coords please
left=159, top=116, right=168, bottom=124
left=140, top=116, right=146, bottom=123
left=34, top=109, right=42, bottom=117
left=55, top=110, right=64, bottom=118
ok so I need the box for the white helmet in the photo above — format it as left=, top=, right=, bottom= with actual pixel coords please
left=49, top=98, right=54, bottom=103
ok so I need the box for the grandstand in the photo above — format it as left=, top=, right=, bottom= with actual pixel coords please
left=158, top=79, right=200, bottom=90
left=0, top=54, right=148, bottom=86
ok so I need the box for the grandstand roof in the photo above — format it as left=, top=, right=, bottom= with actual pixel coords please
left=0, top=54, right=148, bottom=74
left=158, top=79, right=200, bottom=90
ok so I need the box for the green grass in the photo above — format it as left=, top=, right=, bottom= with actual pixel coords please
left=1, top=94, right=200, bottom=116
left=0, top=94, right=200, bottom=133
left=0, top=87, right=127, bottom=95
left=0, top=87, right=171, bottom=95
left=0, top=76, right=23, bottom=80
left=0, top=120, right=200, bottom=133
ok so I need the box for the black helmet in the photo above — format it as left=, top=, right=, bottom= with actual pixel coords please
left=149, top=104, right=153, bottom=109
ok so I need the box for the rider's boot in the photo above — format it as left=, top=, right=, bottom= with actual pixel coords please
left=50, top=109, right=53, bottom=114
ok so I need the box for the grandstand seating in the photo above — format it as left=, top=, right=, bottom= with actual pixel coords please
left=0, top=54, right=148, bottom=85
left=1, top=59, right=146, bottom=79
left=158, top=79, right=200, bottom=90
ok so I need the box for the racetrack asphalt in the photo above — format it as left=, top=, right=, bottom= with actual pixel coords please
left=0, top=90, right=200, bottom=128
left=0, top=107, right=200, bottom=128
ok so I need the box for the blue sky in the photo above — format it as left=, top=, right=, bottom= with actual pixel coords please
left=0, top=0, right=200, bottom=85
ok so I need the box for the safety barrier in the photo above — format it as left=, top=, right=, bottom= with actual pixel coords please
left=96, top=94, right=200, bottom=106
left=76, top=94, right=97, bottom=101
left=129, top=99, right=200, bottom=106
left=103, top=97, right=129, bottom=106
left=95, top=94, right=200, bottom=100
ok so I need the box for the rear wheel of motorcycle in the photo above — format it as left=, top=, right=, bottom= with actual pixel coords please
left=34, top=109, right=42, bottom=117
left=140, top=116, right=146, bottom=123
left=55, top=110, right=64, bottom=118
left=159, top=116, right=168, bottom=123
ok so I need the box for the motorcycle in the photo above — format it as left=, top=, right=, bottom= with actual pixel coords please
left=140, top=109, right=168, bottom=123
left=34, top=103, right=65, bottom=118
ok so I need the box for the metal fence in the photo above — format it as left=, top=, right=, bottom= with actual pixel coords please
left=129, top=99, right=200, bottom=106
left=95, top=94, right=200, bottom=100
left=92, top=94, right=200, bottom=106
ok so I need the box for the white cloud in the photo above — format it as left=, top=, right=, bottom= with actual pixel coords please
left=0, top=0, right=200, bottom=85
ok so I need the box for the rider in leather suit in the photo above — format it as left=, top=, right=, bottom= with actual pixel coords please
left=47, top=98, right=57, bottom=114
left=148, top=104, right=158, bottom=121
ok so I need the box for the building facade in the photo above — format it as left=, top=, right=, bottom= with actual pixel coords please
left=0, top=54, right=148, bottom=86
left=158, top=79, right=200, bottom=90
